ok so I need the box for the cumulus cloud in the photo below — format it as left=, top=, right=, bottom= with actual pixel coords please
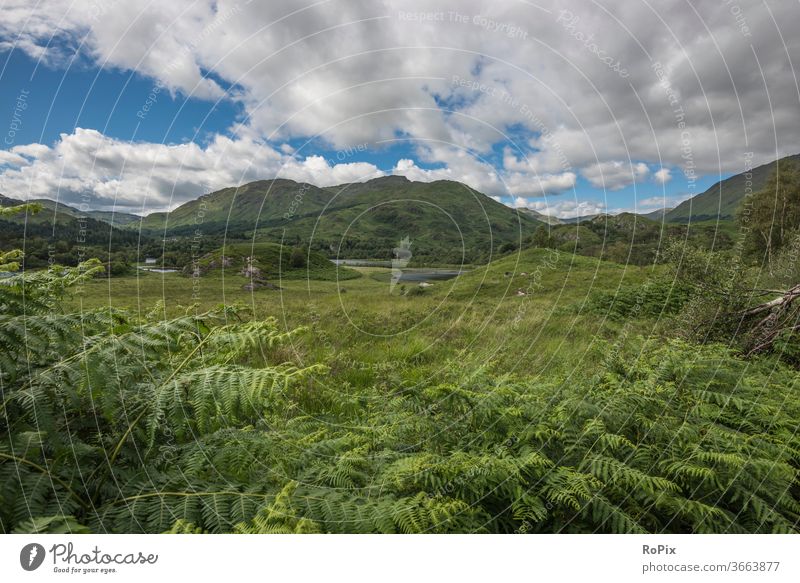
left=391, top=159, right=455, bottom=183
left=654, top=168, right=672, bottom=184
left=504, top=171, right=577, bottom=196
left=1, top=0, right=799, bottom=209
left=581, top=161, right=650, bottom=190
left=0, top=129, right=384, bottom=212
left=633, top=193, right=693, bottom=212
left=522, top=199, right=607, bottom=219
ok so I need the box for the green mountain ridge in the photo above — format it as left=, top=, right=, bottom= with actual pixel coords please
left=138, top=176, right=544, bottom=264
left=665, top=153, right=800, bottom=222
left=0, top=194, right=141, bottom=226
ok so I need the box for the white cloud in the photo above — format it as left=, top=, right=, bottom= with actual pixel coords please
left=1, top=0, right=800, bottom=209
left=633, top=193, right=693, bottom=211
left=581, top=161, right=650, bottom=190
left=0, top=128, right=385, bottom=212
left=391, top=159, right=454, bottom=183
left=654, top=168, right=672, bottom=184
left=522, top=199, right=607, bottom=219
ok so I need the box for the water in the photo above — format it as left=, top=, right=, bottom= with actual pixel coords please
left=331, top=259, right=392, bottom=267
left=331, top=260, right=466, bottom=282
left=395, top=270, right=464, bottom=282
left=137, top=266, right=179, bottom=273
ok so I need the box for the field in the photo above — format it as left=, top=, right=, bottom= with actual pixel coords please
left=6, top=239, right=800, bottom=534
left=66, top=249, right=658, bottom=380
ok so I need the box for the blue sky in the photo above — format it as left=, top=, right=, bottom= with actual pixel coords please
left=1, top=0, right=791, bottom=216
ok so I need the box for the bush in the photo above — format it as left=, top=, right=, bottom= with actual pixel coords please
left=587, top=279, right=693, bottom=320
left=289, top=246, right=307, bottom=268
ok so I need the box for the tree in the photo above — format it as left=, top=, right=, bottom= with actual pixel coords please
left=289, top=245, right=307, bottom=268
left=531, top=225, right=553, bottom=248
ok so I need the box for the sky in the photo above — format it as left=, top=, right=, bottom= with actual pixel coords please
left=0, top=0, right=797, bottom=217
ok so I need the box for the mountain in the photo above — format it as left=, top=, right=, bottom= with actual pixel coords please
left=515, top=208, right=564, bottom=225
left=561, top=214, right=601, bottom=224
left=665, top=153, right=800, bottom=222
left=531, top=211, right=739, bottom=265
left=0, top=194, right=144, bottom=269
left=0, top=194, right=140, bottom=226
left=83, top=210, right=141, bottom=226
left=1, top=194, right=82, bottom=224
left=138, top=179, right=335, bottom=233
left=640, top=208, right=672, bottom=220
left=137, top=176, right=543, bottom=264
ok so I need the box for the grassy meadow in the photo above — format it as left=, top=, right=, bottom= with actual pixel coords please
left=66, top=249, right=661, bottom=382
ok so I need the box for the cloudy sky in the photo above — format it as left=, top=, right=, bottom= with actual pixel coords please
left=0, top=0, right=797, bottom=217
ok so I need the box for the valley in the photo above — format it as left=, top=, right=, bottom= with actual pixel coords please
left=3, top=155, right=800, bottom=535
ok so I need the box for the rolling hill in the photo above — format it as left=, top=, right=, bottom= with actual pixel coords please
left=0, top=194, right=141, bottom=226
left=0, top=194, right=145, bottom=268
left=515, top=207, right=564, bottom=225
left=138, top=179, right=335, bottom=233
left=533, top=212, right=737, bottom=264
left=137, top=176, right=543, bottom=264
left=665, top=153, right=800, bottom=222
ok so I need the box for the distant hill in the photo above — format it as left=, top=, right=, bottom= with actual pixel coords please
left=0, top=194, right=140, bottom=226
left=84, top=210, right=141, bottom=226
left=0, top=194, right=144, bottom=268
left=0, top=194, right=83, bottom=224
left=137, top=176, right=543, bottom=264
left=138, top=179, right=335, bottom=233
left=515, top=208, right=564, bottom=225
left=561, top=214, right=601, bottom=224
left=665, top=153, right=800, bottom=222
left=640, top=208, right=672, bottom=220
left=531, top=212, right=738, bottom=265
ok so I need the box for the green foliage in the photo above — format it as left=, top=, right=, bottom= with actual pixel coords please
left=527, top=214, right=736, bottom=266
left=138, top=177, right=539, bottom=265
left=741, top=158, right=800, bottom=263
left=2, top=258, right=799, bottom=534
left=588, top=278, right=693, bottom=319
left=667, top=153, right=800, bottom=222
left=0, top=201, right=43, bottom=218
left=3, top=246, right=800, bottom=534
left=289, top=246, right=307, bottom=268
left=190, top=242, right=359, bottom=281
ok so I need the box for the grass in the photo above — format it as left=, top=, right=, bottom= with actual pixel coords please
left=66, top=249, right=666, bottom=382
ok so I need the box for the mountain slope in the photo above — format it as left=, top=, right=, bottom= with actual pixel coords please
left=515, top=207, right=564, bottom=225
left=640, top=208, right=672, bottom=220
left=666, top=153, right=800, bottom=222
left=0, top=194, right=144, bottom=268
left=138, top=179, right=335, bottom=233
left=267, top=177, right=542, bottom=263
left=137, top=176, right=543, bottom=264
left=0, top=194, right=140, bottom=226
left=84, top=210, right=141, bottom=226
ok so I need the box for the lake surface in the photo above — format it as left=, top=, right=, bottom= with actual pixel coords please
left=332, top=260, right=467, bottom=282
left=395, top=269, right=464, bottom=282
left=138, top=266, right=180, bottom=273
left=331, top=259, right=392, bottom=267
